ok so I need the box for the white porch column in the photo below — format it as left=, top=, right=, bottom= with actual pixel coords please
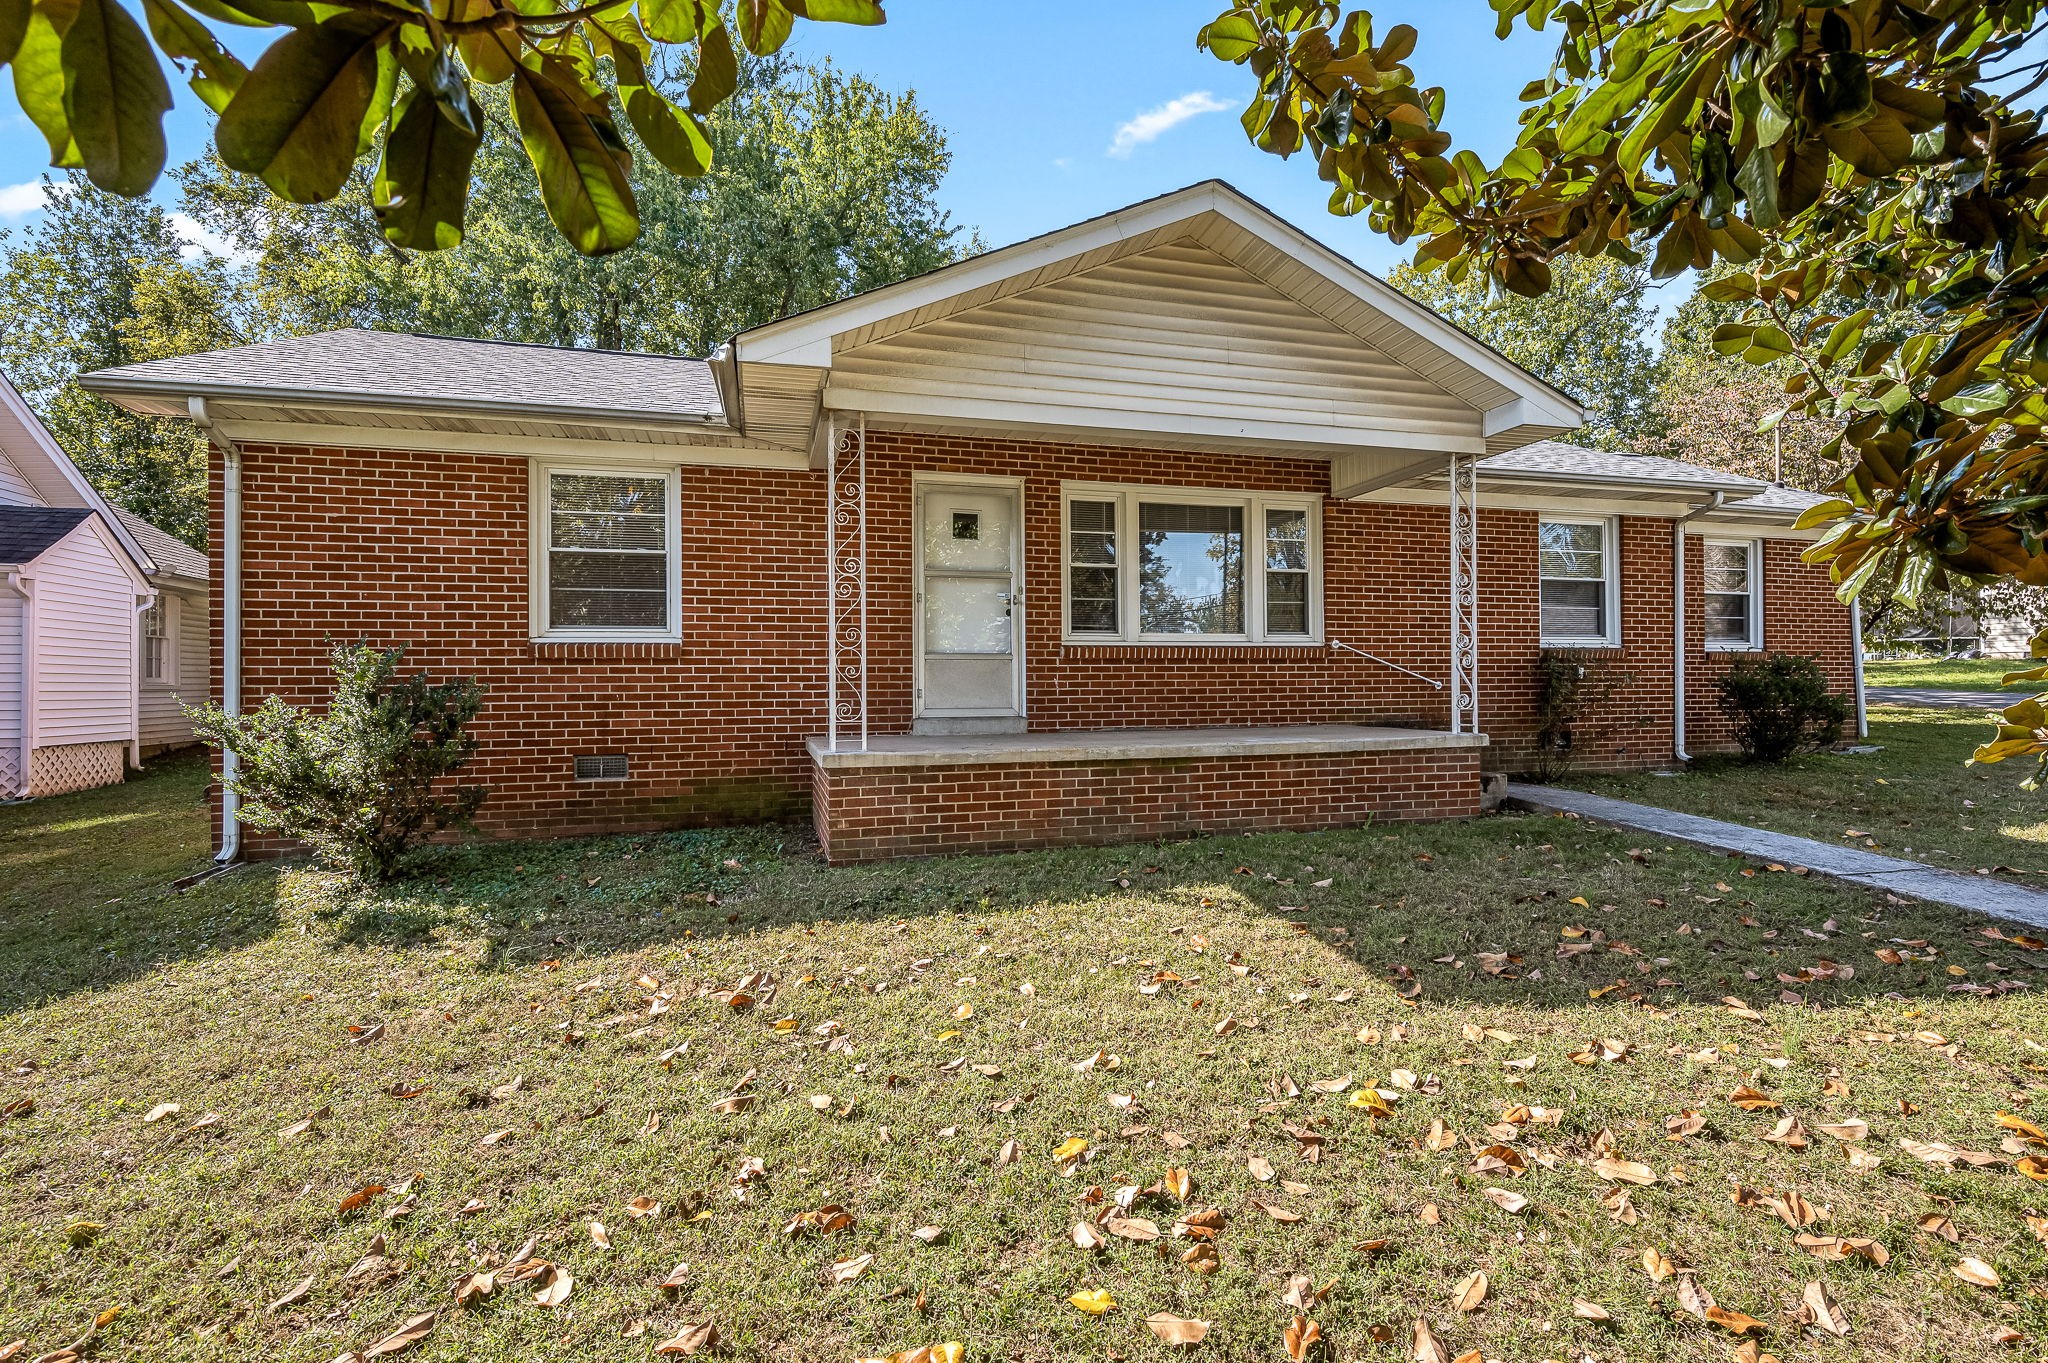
left=826, top=412, right=869, bottom=751
left=1448, top=453, right=1479, bottom=735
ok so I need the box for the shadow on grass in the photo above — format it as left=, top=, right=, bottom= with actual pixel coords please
left=0, top=750, right=283, bottom=1013
left=293, top=805, right=2048, bottom=1014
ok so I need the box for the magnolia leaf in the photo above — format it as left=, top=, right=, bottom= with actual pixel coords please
left=138, top=0, right=241, bottom=112
left=611, top=37, right=710, bottom=177
left=59, top=0, right=170, bottom=194
left=1143, top=1312, right=1210, bottom=1347
left=654, top=1322, right=718, bottom=1355
left=361, top=1311, right=436, bottom=1357
left=1068, top=1288, right=1117, bottom=1315
left=216, top=12, right=391, bottom=202
left=1452, top=1270, right=1487, bottom=1312
left=508, top=54, right=639, bottom=255
left=1955, top=1257, right=2001, bottom=1288
left=372, top=85, right=480, bottom=249
left=13, top=0, right=81, bottom=164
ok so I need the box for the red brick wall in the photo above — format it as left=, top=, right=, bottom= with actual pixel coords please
left=212, top=443, right=827, bottom=852
left=209, top=432, right=1856, bottom=853
left=811, top=748, right=1483, bottom=863
left=1682, top=536, right=1860, bottom=752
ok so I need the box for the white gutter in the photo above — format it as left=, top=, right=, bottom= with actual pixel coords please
left=1, top=569, right=28, bottom=799
left=1672, top=492, right=1726, bottom=763
left=192, top=397, right=242, bottom=863
left=1850, top=601, right=1868, bottom=738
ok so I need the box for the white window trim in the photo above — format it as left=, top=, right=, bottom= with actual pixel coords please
left=1702, top=537, right=1764, bottom=652
left=528, top=460, right=684, bottom=643
left=1060, top=480, right=1323, bottom=646
left=1538, top=515, right=1622, bottom=649
left=141, top=593, right=177, bottom=688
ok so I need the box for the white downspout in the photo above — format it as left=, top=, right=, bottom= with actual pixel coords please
left=192, top=397, right=242, bottom=863
left=2, top=570, right=28, bottom=799
left=1672, top=492, right=1725, bottom=763
left=1850, top=600, right=1868, bottom=738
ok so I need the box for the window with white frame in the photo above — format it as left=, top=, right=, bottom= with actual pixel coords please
left=141, top=596, right=171, bottom=683
left=1703, top=539, right=1762, bottom=649
left=1063, top=484, right=1320, bottom=643
left=1538, top=517, right=1619, bottom=646
left=532, top=466, right=681, bottom=640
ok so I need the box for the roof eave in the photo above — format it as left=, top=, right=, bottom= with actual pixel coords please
left=79, top=371, right=733, bottom=432
left=1481, top=466, right=1766, bottom=496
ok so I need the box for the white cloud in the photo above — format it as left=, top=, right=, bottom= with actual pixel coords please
left=0, top=180, right=57, bottom=220
left=169, top=211, right=256, bottom=266
left=1107, top=91, right=1232, bottom=158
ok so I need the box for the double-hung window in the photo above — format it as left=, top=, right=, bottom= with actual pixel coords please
left=1702, top=539, right=1762, bottom=649
left=1063, top=483, right=1321, bottom=643
left=531, top=465, right=682, bottom=641
left=1538, top=517, right=1619, bottom=647
left=140, top=597, right=171, bottom=684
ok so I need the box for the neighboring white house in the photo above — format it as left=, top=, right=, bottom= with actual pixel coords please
left=0, top=371, right=212, bottom=800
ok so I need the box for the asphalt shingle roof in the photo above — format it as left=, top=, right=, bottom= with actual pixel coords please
left=83, top=330, right=724, bottom=423
left=1482, top=439, right=1766, bottom=491
left=0, top=505, right=91, bottom=564
left=114, top=506, right=209, bottom=581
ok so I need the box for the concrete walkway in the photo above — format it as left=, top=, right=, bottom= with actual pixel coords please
left=1867, top=685, right=2015, bottom=710
left=1505, top=782, right=2048, bottom=930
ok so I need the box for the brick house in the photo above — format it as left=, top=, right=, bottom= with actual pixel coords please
left=81, top=182, right=1860, bottom=863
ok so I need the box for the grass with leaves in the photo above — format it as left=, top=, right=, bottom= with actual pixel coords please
left=6, top=751, right=2048, bottom=1361
left=1571, top=705, right=2048, bottom=884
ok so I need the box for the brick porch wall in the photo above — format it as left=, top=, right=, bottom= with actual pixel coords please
left=810, top=746, right=1483, bottom=864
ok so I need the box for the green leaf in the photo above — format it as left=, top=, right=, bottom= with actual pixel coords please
left=1821, top=111, right=1909, bottom=178
left=181, top=0, right=341, bottom=26
left=60, top=0, right=170, bottom=195
left=734, top=0, right=791, bottom=54
left=1734, top=142, right=1778, bottom=229
left=12, top=0, right=80, bottom=164
left=638, top=0, right=701, bottom=44
left=1197, top=11, right=1258, bottom=61
left=510, top=54, right=639, bottom=255
left=786, top=0, right=882, bottom=22
left=686, top=12, right=733, bottom=112
left=374, top=84, right=480, bottom=249
left=216, top=13, right=391, bottom=202
left=612, top=37, right=710, bottom=176
left=140, top=0, right=245, bottom=113
left=0, top=0, right=30, bottom=66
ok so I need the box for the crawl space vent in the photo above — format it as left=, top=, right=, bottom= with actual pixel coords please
left=574, top=754, right=630, bottom=781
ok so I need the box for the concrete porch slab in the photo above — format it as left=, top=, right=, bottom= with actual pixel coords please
left=807, top=724, right=1488, bottom=770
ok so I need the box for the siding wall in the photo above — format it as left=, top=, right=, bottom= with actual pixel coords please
left=216, top=433, right=1857, bottom=853
left=0, top=447, right=36, bottom=505
left=31, top=520, right=137, bottom=747
left=140, top=583, right=210, bottom=750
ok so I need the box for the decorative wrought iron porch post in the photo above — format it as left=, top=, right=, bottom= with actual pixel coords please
left=1448, top=453, right=1479, bottom=736
left=827, top=413, right=869, bottom=751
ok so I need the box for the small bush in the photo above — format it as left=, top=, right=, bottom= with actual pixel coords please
left=1715, top=652, right=1848, bottom=762
left=189, top=642, right=488, bottom=881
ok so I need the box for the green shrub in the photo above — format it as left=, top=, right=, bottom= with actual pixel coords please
left=188, top=642, right=488, bottom=881
left=1715, top=652, right=1848, bottom=762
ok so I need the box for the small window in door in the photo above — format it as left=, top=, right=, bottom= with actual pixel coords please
left=951, top=510, right=980, bottom=540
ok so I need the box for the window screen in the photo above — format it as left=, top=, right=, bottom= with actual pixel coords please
left=548, top=473, right=669, bottom=631
left=1539, top=520, right=1610, bottom=642
left=1264, top=508, right=1309, bottom=636
left=1704, top=541, right=1756, bottom=646
left=1067, top=499, right=1118, bottom=634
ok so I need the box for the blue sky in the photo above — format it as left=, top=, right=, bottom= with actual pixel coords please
left=0, top=2, right=1682, bottom=310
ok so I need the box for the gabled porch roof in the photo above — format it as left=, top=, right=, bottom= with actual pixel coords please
left=724, top=180, right=1585, bottom=475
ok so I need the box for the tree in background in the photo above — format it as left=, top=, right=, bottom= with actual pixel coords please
left=1390, top=253, right=1663, bottom=451
left=0, top=59, right=968, bottom=546
left=177, top=59, right=969, bottom=355
left=0, top=180, right=243, bottom=545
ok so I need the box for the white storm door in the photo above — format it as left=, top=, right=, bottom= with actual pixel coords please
left=917, top=483, right=1021, bottom=717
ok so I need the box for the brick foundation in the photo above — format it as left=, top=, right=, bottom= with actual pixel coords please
left=810, top=746, right=1483, bottom=863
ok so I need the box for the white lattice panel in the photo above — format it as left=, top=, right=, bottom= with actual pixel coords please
left=29, top=741, right=126, bottom=797
left=0, top=747, right=20, bottom=801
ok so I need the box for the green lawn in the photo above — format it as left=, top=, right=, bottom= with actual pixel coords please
left=1574, top=706, right=2048, bottom=882
left=6, top=754, right=2048, bottom=1360
left=1862, top=657, right=2041, bottom=692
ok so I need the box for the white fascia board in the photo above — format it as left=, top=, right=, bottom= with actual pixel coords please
left=82, top=373, right=730, bottom=432
left=1483, top=394, right=1585, bottom=438
left=213, top=419, right=812, bottom=469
